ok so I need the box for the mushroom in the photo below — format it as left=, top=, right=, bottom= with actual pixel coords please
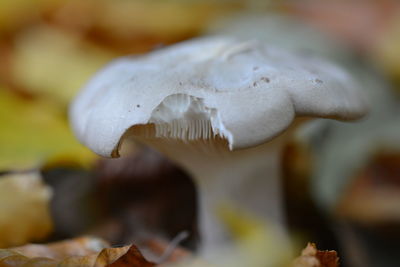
left=69, top=37, right=367, bottom=258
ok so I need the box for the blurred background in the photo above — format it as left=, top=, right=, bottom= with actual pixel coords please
left=0, top=0, right=400, bottom=266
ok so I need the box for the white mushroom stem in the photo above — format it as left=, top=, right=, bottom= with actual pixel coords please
left=127, top=126, right=294, bottom=259
left=193, top=139, right=287, bottom=257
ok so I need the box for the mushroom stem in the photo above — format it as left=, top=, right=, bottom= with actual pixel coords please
left=134, top=132, right=291, bottom=259
left=192, top=139, right=287, bottom=258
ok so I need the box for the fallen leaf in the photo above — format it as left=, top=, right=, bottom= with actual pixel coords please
left=0, top=171, right=52, bottom=248
left=93, top=0, right=221, bottom=42
left=105, top=245, right=154, bottom=267
left=0, top=0, right=55, bottom=33
left=374, top=15, right=400, bottom=82
left=315, top=249, right=339, bottom=267
left=12, top=237, right=107, bottom=260
left=94, top=246, right=130, bottom=267
left=0, top=237, right=156, bottom=267
left=0, top=89, right=96, bottom=170
left=12, top=25, right=115, bottom=104
left=292, top=243, right=339, bottom=267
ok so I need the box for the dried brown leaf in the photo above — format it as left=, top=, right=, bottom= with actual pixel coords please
left=316, top=249, right=339, bottom=267
left=0, top=237, right=155, bottom=267
left=12, top=237, right=108, bottom=260
left=292, top=243, right=339, bottom=267
left=94, top=246, right=130, bottom=267
left=105, top=245, right=155, bottom=267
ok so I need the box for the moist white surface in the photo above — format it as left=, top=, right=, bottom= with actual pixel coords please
left=70, top=36, right=366, bottom=157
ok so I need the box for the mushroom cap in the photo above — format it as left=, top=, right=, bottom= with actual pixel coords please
left=70, top=36, right=367, bottom=157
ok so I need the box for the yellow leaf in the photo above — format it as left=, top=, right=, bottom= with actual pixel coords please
left=375, top=16, right=400, bottom=83
left=0, top=89, right=96, bottom=170
left=12, top=25, right=115, bottom=104
left=0, top=0, right=60, bottom=32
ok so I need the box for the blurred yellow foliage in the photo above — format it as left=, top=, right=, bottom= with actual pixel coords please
left=0, top=89, right=96, bottom=170
left=93, top=0, right=219, bottom=39
left=0, top=0, right=58, bottom=32
left=375, top=16, right=400, bottom=83
left=0, top=171, right=52, bottom=248
left=12, top=25, right=115, bottom=104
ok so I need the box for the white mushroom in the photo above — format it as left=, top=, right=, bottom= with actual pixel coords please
left=69, top=36, right=367, bottom=259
